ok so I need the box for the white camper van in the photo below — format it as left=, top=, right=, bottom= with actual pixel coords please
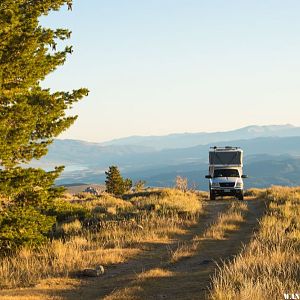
left=205, top=146, right=247, bottom=200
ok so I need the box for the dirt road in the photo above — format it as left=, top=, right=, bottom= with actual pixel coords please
left=0, top=199, right=265, bottom=300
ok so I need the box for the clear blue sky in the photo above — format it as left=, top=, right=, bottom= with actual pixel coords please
left=41, top=0, right=300, bottom=142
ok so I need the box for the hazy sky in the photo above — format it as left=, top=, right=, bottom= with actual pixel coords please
left=41, top=0, right=300, bottom=142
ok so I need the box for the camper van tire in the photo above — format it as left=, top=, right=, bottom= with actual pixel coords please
left=238, top=192, right=244, bottom=201
left=210, top=190, right=216, bottom=200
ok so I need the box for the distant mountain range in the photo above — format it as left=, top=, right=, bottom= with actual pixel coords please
left=28, top=124, right=300, bottom=189
left=100, top=124, right=300, bottom=150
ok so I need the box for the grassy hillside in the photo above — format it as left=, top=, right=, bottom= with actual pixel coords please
left=0, top=187, right=299, bottom=299
left=0, top=189, right=202, bottom=289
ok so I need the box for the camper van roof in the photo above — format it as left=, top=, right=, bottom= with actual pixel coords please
left=209, top=146, right=243, bottom=166
left=209, top=146, right=242, bottom=152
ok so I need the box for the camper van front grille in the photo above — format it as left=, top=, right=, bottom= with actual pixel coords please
left=219, top=182, right=235, bottom=188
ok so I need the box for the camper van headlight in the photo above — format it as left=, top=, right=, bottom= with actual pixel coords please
left=235, top=182, right=243, bottom=188
left=211, top=182, right=219, bottom=188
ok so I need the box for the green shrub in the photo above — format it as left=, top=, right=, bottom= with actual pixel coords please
left=0, top=206, right=55, bottom=253
left=47, top=199, right=90, bottom=222
left=0, top=168, right=64, bottom=253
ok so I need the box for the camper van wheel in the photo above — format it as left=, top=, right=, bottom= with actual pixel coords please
left=210, top=191, right=216, bottom=200
left=238, top=192, right=244, bottom=201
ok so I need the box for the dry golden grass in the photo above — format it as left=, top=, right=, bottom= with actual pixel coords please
left=130, top=188, right=202, bottom=214
left=203, top=201, right=248, bottom=240
left=83, top=192, right=133, bottom=210
left=60, top=219, right=82, bottom=235
left=137, top=268, right=175, bottom=280
left=103, top=286, right=143, bottom=300
left=167, top=240, right=199, bottom=263
left=210, top=186, right=300, bottom=300
left=111, top=268, right=177, bottom=299
left=0, top=188, right=203, bottom=289
left=92, top=212, right=195, bottom=249
left=0, top=236, right=140, bottom=289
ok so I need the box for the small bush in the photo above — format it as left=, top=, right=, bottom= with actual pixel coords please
left=175, top=176, right=188, bottom=192
left=47, top=199, right=90, bottom=222
left=134, top=180, right=146, bottom=192
left=0, top=206, right=55, bottom=253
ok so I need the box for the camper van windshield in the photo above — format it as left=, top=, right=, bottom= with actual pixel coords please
left=213, top=169, right=239, bottom=178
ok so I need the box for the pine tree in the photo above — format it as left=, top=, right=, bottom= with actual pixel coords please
left=105, top=166, right=133, bottom=196
left=0, top=1, right=88, bottom=252
left=105, top=166, right=125, bottom=196
left=0, top=1, right=88, bottom=167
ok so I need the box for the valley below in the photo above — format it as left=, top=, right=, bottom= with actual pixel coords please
left=28, top=127, right=300, bottom=189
